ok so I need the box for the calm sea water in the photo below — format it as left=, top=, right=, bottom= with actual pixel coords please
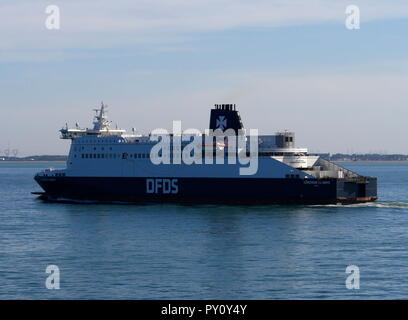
left=1, top=161, right=408, bottom=299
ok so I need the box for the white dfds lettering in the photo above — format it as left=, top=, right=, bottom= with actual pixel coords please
left=146, top=178, right=178, bottom=194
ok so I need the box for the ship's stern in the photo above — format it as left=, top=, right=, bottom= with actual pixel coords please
left=336, top=176, right=377, bottom=203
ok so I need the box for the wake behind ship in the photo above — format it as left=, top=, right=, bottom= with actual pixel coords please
left=33, top=103, right=377, bottom=204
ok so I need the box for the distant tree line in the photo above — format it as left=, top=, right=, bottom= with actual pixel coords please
left=314, top=153, right=408, bottom=161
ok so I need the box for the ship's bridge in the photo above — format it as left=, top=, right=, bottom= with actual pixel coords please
left=60, top=102, right=125, bottom=139
left=258, top=133, right=311, bottom=169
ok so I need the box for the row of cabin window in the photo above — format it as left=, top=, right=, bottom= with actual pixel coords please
left=80, top=152, right=243, bottom=160
left=80, top=153, right=151, bottom=159
left=74, top=146, right=114, bottom=151
left=75, top=139, right=122, bottom=144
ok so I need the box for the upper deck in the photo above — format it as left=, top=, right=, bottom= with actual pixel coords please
left=60, top=102, right=125, bottom=139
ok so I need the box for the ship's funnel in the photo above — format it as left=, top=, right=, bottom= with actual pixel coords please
left=209, top=104, right=244, bottom=134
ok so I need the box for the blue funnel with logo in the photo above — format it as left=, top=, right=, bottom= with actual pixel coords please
left=209, top=104, right=244, bottom=134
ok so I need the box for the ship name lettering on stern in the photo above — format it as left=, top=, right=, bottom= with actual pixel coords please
left=146, top=178, right=178, bottom=194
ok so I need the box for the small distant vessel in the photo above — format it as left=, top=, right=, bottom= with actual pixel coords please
left=33, top=103, right=377, bottom=204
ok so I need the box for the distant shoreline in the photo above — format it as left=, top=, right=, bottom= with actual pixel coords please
left=336, top=160, right=408, bottom=162
left=1, top=159, right=408, bottom=163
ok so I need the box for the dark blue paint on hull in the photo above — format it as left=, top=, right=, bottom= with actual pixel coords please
left=34, top=176, right=377, bottom=205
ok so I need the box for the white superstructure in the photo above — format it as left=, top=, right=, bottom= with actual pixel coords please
left=36, top=103, right=356, bottom=180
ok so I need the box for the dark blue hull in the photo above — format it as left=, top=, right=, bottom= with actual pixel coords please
left=34, top=176, right=377, bottom=205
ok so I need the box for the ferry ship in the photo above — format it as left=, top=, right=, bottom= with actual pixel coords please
left=33, top=103, right=377, bottom=204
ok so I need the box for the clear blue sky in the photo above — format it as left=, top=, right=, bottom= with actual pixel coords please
left=1, top=0, right=408, bottom=155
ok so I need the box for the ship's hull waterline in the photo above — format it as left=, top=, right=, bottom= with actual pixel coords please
left=34, top=176, right=377, bottom=205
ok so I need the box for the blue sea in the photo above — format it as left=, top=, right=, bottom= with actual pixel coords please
left=1, top=161, right=408, bottom=299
